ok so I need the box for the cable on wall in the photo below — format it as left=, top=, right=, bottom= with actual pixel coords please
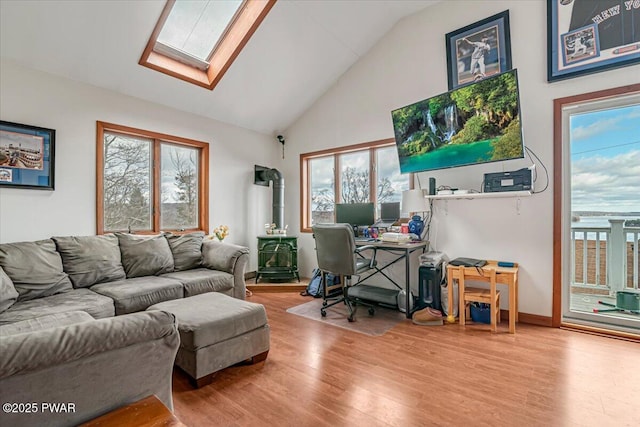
left=525, top=146, right=549, bottom=193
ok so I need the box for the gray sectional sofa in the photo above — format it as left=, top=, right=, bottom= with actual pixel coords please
left=0, top=232, right=250, bottom=427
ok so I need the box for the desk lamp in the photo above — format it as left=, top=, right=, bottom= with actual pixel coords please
left=401, top=189, right=430, bottom=239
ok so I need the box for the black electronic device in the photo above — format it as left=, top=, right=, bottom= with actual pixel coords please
left=418, top=264, right=443, bottom=311
left=374, top=202, right=400, bottom=229
left=483, top=168, right=532, bottom=193
left=429, top=177, right=436, bottom=195
left=335, top=202, right=375, bottom=227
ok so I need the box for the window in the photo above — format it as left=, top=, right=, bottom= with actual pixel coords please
left=96, top=122, right=209, bottom=234
left=139, top=0, right=276, bottom=90
left=300, top=138, right=411, bottom=232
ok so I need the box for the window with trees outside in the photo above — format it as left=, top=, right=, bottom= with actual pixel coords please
left=96, top=122, right=209, bottom=234
left=300, top=138, right=411, bottom=232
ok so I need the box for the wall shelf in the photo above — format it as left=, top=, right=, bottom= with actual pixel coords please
left=426, top=190, right=532, bottom=200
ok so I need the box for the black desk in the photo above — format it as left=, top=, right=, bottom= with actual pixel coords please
left=355, top=240, right=428, bottom=318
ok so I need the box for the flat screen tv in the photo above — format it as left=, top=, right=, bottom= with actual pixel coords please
left=391, top=69, right=524, bottom=174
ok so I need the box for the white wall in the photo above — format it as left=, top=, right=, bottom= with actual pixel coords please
left=281, top=0, right=640, bottom=317
left=0, top=61, right=279, bottom=272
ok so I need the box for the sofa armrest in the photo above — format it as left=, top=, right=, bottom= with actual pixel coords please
left=0, top=311, right=179, bottom=427
left=202, top=240, right=249, bottom=300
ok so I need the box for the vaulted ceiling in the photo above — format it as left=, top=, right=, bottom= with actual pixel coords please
left=0, top=1, right=439, bottom=135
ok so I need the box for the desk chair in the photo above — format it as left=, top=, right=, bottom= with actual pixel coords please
left=312, top=223, right=377, bottom=322
left=458, top=266, right=501, bottom=332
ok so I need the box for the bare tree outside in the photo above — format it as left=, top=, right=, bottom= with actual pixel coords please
left=103, top=133, right=151, bottom=231
left=161, top=144, right=198, bottom=230
left=310, top=145, right=408, bottom=226
left=311, top=166, right=396, bottom=224
left=313, top=167, right=395, bottom=207
left=103, top=134, right=199, bottom=232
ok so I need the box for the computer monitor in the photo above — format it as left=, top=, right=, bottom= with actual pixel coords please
left=335, top=202, right=375, bottom=227
left=380, top=202, right=400, bottom=221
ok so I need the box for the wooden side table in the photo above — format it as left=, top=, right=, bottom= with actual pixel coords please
left=79, top=395, right=185, bottom=427
left=446, top=261, right=519, bottom=333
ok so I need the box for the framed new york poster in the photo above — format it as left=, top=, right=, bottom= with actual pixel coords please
left=547, top=0, right=640, bottom=81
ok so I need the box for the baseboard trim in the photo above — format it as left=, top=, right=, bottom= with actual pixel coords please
left=561, top=322, right=640, bottom=342
left=499, top=310, right=553, bottom=327
left=518, top=312, right=553, bottom=327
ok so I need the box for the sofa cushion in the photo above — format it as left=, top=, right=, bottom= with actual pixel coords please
left=116, top=233, right=174, bottom=278
left=0, top=289, right=115, bottom=325
left=0, top=311, right=93, bottom=336
left=53, top=234, right=126, bottom=288
left=165, top=232, right=205, bottom=271
left=161, top=268, right=234, bottom=297
left=0, top=266, right=19, bottom=313
left=90, top=276, right=183, bottom=315
left=0, top=239, right=73, bottom=302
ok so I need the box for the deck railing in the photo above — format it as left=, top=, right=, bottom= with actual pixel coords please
left=571, top=219, right=639, bottom=292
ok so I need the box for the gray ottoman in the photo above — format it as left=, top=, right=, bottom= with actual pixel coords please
left=148, top=292, right=270, bottom=388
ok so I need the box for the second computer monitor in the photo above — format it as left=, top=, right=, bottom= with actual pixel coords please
left=335, top=202, right=375, bottom=227
left=380, top=202, right=400, bottom=221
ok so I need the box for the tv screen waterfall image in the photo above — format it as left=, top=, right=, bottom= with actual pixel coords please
left=391, top=69, right=524, bottom=173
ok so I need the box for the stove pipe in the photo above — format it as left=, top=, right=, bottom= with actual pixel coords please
left=254, top=166, right=284, bottom=230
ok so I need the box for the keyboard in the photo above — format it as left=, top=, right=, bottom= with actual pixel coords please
left=355, top=237, right=376, bottom=242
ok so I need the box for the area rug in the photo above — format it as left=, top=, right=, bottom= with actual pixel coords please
left=286, top=298, right=406, bottom=336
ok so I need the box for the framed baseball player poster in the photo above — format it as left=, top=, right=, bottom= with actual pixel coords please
left=445, top=10, right=512, bottom=90
left=547, top=0, right=640, bottom=82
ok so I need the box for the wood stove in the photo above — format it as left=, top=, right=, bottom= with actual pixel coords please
left=256, top=235, right=299, bottom=283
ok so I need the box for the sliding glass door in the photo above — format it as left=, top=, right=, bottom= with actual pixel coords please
left=555, top=86, right=640, bottom=334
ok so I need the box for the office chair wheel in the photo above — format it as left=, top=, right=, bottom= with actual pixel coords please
left=368, top=307, right=375, bottom=316
left=321, top=309, right=327, bottom=317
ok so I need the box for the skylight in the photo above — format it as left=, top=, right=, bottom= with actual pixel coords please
left=140, top=0, right=276, bottom=90
left=156, top=0, right=244, bottom=67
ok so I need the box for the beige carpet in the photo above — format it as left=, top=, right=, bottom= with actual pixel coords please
left=286, top=298, right=407, bottom=336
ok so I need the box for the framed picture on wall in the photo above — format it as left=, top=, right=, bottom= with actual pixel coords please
left=0, top=120, right=55, bottom=190
left=445, top=10, right=512, bottom=90
left=547, top=0, right=640, bottom=82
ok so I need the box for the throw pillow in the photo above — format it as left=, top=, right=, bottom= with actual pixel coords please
left=0, top=239, right=73, bottom=302
left=52, top=234, right=126, bottom=288
left=116, top=233, right=174, bottom=278
left=0, top=266, right=19, bottom=313
left=164, top=232, right=205, bottom=271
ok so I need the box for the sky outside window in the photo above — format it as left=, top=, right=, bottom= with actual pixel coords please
left=376, top=146, right=407, bottom=203
left=570, top=104, right=640, bottom=213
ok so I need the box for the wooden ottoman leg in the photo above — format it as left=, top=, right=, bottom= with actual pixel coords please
left=190, top=372, right=216, bottom=389
left=249, top=350, right=269, bottom=364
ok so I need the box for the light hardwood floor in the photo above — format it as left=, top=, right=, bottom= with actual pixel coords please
left=171, top=292, right=640, bottom=427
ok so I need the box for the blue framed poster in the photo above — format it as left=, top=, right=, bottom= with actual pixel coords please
left=0, top=120, right=55, bottom=190
left=548, top=0, right=640, bottom=82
